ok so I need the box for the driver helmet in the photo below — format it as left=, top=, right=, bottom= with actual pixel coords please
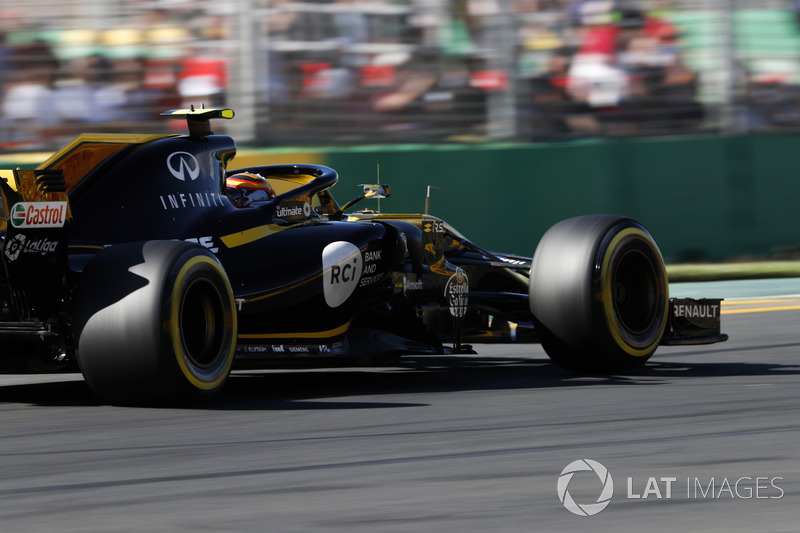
left=226, top=172, right=275, bottom=208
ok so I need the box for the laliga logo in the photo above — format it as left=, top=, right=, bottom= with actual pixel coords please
left=557, top=459, right=614, bottom=516
left=166, top=152, right=200, bottom=181
left=4, top=233, right=26, bottom=261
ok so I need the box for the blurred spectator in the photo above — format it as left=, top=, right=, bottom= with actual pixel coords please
left=0, top=31, right=12, bottom=89
left=373, top=51, right=438, bottom=114
left=1, top=40, right=60, bottom=148
left=522, top=48, right=586, bottom=139
left=177, top=55, right=228, bottom=107
left=55, top=54, right=129, bottom=124
left=332, top=0, right=370, bottom=46
left=116, top=56, right=179, bottom=123
left=560, top=0, right=626, bottom=132
left=2, top=0, right=793, bottom=149
left=741, top=73, right=800, bottom=131
left=554, top=3, right=704, bottom=135
left=616, top=11, right=703, bottom=132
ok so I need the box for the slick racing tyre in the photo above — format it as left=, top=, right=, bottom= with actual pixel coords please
left=74, top=241, right=237, bottom=404
left=529, top=215, right=669, bottom=373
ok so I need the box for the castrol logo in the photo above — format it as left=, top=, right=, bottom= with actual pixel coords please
left=10, top=202, right=68, bottom=228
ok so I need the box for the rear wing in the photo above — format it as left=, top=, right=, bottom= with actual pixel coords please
left=1, top=169, right=72, bottom=320
left=1, top=168, right=71, bottom=231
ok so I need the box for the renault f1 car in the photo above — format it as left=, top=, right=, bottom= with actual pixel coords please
left=0, top=108, right=727, bottom=404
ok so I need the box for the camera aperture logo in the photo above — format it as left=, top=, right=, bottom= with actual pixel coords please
left=557, top=460, right=785, bottom=516
left=557, top=459, right=614, bottom=516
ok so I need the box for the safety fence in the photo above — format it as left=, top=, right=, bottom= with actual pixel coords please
left=2, top=0, right=800, bottom=151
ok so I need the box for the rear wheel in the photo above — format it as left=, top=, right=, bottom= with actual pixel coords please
left=529, top=215, right=668, bottom=372
left=74, top=241, right=237, bottom=404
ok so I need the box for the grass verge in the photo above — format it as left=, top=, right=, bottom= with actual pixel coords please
left=667, top=261, right=800, bottom=282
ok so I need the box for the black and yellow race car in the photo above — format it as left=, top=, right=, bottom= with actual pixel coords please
left=0, top=108, right=726, bottom=404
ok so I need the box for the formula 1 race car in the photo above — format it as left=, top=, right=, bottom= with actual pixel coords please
left=0, top=108, right=727, bottom=404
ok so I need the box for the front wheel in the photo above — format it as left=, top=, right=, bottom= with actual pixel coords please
left=529, top=215, right=669, bottom=372
left=74, top=241, right=237, bottom=404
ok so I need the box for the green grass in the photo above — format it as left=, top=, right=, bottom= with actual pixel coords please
left=667, top=261, right=800, bottom=282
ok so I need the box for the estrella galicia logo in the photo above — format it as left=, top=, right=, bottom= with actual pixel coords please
left=557, top=459, right=614, bottom=516
left=445, top=267, right=469, bottom=318
left=166, top=152, right=200, bottom=181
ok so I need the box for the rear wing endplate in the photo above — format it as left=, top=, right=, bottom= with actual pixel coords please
left=1, top=169, right=72, bottom=320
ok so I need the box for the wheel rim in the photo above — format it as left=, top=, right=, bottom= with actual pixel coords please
left=612, top=249, right=659, bottom=336
left=180, top=278, right=228, bottom=369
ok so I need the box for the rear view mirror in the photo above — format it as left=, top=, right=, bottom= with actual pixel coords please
left=362, top=184, right=391, bottom=199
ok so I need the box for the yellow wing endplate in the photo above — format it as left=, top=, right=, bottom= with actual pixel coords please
left=161, top=107, right=235, bottom=137
left=0, top=170, right=14, bottom=191
left=0, top=169, right=72, bottom=232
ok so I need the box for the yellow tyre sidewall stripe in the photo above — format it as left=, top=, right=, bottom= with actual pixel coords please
left=599, top=228, right=669, bottom=357
left=169, top=255, right=237, bottom=391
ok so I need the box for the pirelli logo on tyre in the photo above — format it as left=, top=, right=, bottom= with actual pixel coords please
left=10, top=202, right=68, bottom=229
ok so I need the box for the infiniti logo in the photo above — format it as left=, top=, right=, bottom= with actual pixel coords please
left=166, top=152, right=201, bottom=181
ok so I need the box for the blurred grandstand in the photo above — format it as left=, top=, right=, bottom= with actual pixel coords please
left=2, top=0, right=800, bottom=150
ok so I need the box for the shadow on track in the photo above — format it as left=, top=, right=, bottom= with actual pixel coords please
left=207, top=354, right=800, bottom=411
left=0, top=378, right=99, bottom=407
left=2, top=353, right=799, bottom=409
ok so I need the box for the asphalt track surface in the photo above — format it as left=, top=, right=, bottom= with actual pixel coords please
left=1, top=280, right=800, bottom=532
